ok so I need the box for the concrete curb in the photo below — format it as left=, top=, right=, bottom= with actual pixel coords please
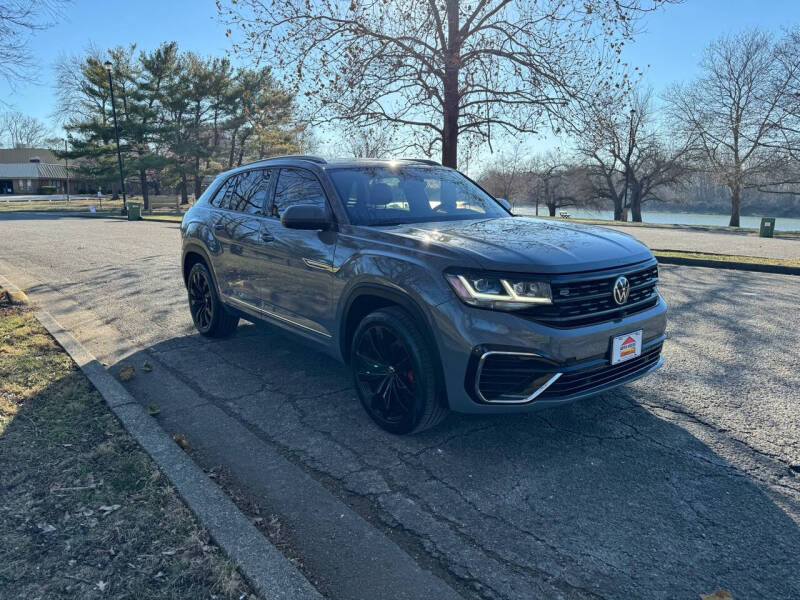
left=34, top=309, right=322, bottom=600
left=654, top=253, right=800, bottom=276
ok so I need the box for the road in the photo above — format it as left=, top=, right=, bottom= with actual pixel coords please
left=1, top=213, right=799, bottom=600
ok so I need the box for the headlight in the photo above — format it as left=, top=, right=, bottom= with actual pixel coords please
left=445, top=272, right=552, bottom=310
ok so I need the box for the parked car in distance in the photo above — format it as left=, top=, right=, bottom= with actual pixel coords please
left=181, top=156, right=667, bottom=434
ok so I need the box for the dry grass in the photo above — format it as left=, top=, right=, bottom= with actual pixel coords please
left=0, top=291, right=257, bottom=599
left=0, top=196, right=190, bottom=216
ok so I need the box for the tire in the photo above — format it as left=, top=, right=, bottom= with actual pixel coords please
left=351, top=306, right=448, bottom=434
left=186, top=262, right=239, bottom=338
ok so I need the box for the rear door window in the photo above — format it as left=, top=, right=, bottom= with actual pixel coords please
left=229, top=169, right=272, bottom=215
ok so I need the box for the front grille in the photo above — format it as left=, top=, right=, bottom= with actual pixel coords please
left=470, top=342, right=663, bottom=404
left=523, top=263, right=659, bottom=327
left=538, top=343, right=663, bottom=399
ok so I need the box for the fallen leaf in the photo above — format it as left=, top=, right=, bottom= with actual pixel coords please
left=99, top=504, right=121, bottom=516
left=96, top=580, right=108, bottom=592
left=37, top=523, right=56, bottom=534
left=119, top=365, right=135, bottom=382
left=172, top=433, right=189, bottom=450
left=700, top=591, right=734, bottom=600
left=147, top=404, right=160, bottom=416
left=143, top=361, right=152, bottom=372
left=161, top=549, right=177, bottom=556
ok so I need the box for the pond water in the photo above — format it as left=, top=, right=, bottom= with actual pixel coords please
left=514, top=208, right=800, bottom=232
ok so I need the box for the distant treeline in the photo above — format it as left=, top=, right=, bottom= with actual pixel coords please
left=649, top=184, right=800, bottom=218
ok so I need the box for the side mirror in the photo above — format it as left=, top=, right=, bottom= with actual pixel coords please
left=281, top=204, right=332, bottom=230
left=496, top=197, right=512, bottom=213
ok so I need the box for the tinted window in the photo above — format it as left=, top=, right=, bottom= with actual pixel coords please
left=209, top=177, right=233, bottom=209
left=271, top=168, right=327, bottom=217
left=328, top=166, right=508, bottom=225
left=229, top=169, right=272, bottom=215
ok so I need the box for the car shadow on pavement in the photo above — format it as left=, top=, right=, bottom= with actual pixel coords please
left=110, top=299, right=800, bottom=600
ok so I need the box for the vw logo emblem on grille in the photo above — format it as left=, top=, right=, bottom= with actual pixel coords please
left=612, top=276, right=630, bottom=305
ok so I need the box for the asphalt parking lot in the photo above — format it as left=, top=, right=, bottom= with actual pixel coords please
left=1, top=213, right=799, bottom=600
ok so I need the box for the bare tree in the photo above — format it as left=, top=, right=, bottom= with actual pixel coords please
left=757, top=26, right=800, bottom=192
left=665, top=29, right=799, bottom=226
left=479, top=146, right=527, bottom=207
left=529, top=154, right=594, bottom=217
left=577, top=88, right=691, bottom=221
left=219, top=0, right=676, bottom=168
left=0, top=110, right=50, bottom=147
left=346, top=126, right=396, bottom=159
left=480, top=150, right=596, bottom=215
left=0, top=0, right=69, bottom=87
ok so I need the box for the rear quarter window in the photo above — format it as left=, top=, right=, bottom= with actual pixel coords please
left=209, top=177, right=234, bottom=209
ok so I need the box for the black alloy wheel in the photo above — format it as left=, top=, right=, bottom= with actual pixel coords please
left=187, top=262, right=239, bottom=337
left=351, top=307, right=448, bottom=434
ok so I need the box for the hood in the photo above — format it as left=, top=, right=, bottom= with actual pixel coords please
left=381, top=217, right=654, bottom=274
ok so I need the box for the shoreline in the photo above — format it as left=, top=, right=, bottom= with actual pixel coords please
left=521, top=213, right=800, bottom=238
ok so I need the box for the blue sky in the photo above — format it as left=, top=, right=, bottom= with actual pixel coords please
left=1, top=0, right=799, bottom=146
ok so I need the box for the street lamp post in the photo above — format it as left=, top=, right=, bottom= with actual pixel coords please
left=104, top=60, right=127, bottom=215
left=621, top=107, right=636, bottom=221
left=64, top=138, right=70, bottom=203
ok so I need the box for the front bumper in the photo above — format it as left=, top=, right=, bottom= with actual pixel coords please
left=431, top=295, right=668, bottom=414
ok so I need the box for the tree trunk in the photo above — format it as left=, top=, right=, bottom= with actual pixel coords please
left=228, top=126, right=239, bottom=169
left=194, top=155, right=202, bottom=200
left=179, top=171, right=189, bottom=205
left=613, top=197, right=625, bottom=221
left=729, top=185, right=741, bottom=227
left=630, top=188, right=643, bottom=222
left=441, top=0, right=460, bottom=168
left=139, top=169, right=149, bottom=211
left=548, top=204, right=556, bottom=217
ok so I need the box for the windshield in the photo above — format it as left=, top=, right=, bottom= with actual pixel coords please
left=327, top=166, right=509, bottom=226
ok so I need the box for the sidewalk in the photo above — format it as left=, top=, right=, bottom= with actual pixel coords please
left=602, top=224, right=800, bottom=261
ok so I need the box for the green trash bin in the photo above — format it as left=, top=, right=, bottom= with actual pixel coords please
left=759, top=217, right=775, bottom=238
left=127, top=203, right=142, bottom=221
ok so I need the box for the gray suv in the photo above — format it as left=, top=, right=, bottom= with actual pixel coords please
left=181, top=156, right=666, bottom=434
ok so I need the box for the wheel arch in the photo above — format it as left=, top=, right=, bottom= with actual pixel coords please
left=340, top=283, right=450, bottom=408
left=182, top=243, right=216, bottom=288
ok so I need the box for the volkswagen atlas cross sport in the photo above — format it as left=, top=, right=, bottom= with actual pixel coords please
left=181, top=156, right=666, bottom=434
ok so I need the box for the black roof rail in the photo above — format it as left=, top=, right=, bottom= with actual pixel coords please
left=264, top=154, right=327, bottom=165
left=401, top=158, right=441, bottom=166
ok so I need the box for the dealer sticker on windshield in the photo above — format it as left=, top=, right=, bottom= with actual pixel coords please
left=611, top=330, right=643, bottom=365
